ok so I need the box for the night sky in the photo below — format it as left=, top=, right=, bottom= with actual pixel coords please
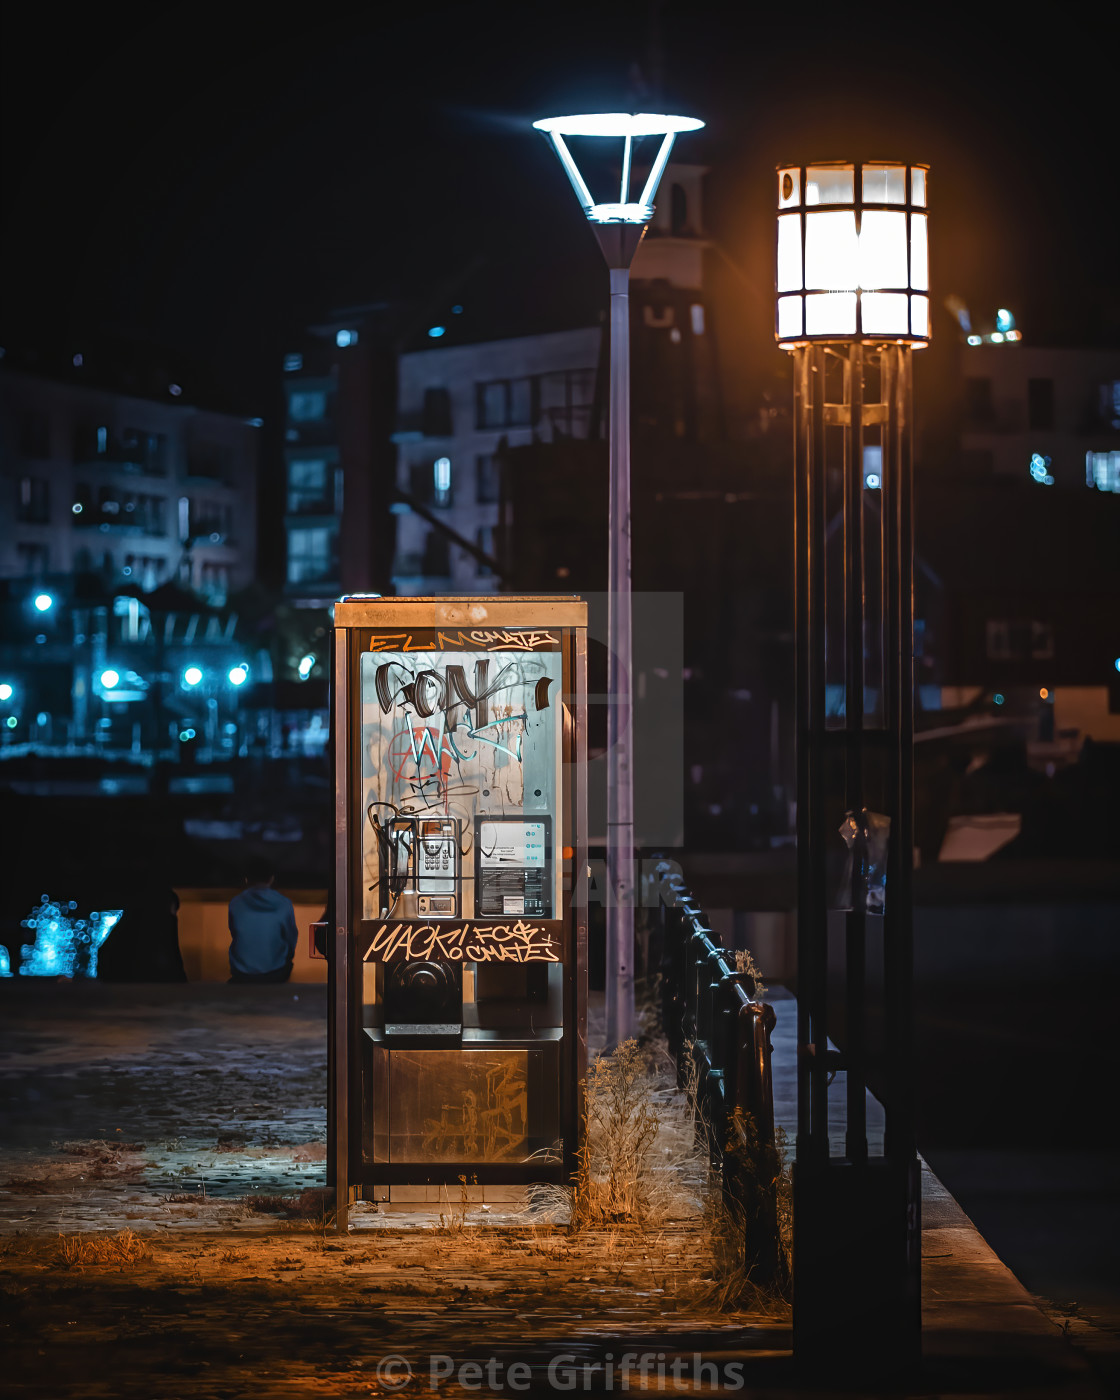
left=3, top=5, right=1116, bottom=413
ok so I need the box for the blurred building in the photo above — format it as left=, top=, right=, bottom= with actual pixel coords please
left=958, top=338, right=1120, bottom=492
left=389, top=164, right=725, bottom=594
left=280, top=304, right=400, bottom=603
left=0, top=359, right=258, bottom=603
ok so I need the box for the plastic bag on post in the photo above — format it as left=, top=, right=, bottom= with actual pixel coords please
left=835, top=808, right=892, bottom=913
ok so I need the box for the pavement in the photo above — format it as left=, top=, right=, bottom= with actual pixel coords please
left=0, top=980, right=1116, bottom=1397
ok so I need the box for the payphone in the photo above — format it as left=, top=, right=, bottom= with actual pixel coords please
left=329, top=596, right=587, bottom=1223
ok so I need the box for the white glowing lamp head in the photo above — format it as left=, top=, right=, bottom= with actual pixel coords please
left=533, top=112, right=704, bottom=224
left=775, top=162, right=930, bottom=346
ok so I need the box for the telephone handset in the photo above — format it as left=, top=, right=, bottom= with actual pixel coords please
left=378, top=815, right=462, bottom=918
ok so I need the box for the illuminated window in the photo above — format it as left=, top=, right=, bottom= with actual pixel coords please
left=287, top=390, right=327, bottom=423
left=433, top=456, right=453, bottom=507
left=287, top=525, right=337, bottom=584
left=1086, top=450, right=1120, bottom=493
left=287, top=457, right=331, bottom=513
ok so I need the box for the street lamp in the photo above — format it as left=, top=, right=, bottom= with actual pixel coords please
left=778, top=160, right=925, bottom=1368
left=183, top=666, right=203, bottom=688
left=534, top=110, right=703, bottom=1048
left=228, top=664, right=248, bottom=687
left=100, top=669, right=120, bottom=690
left=33, top=593, right=54, bottom=613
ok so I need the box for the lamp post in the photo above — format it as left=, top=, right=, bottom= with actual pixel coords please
left=777, top=161, right=928, bottom=1370
left=534, top=112, right=703, bottom=1048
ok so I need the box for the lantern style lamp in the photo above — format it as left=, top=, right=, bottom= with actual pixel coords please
left=534, top=111, right=704, bottom=1049
left=779, top=161, right=926, bottom=1370
left=775, top=161, right=929, bottom=344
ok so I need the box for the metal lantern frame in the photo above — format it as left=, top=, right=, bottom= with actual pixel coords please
left=779, top=159, right=926, bottom=1372
left=775, top=160, right=930, bottom=346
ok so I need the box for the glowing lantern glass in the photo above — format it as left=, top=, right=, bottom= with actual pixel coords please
left=775, top=162, right=929, bottom=344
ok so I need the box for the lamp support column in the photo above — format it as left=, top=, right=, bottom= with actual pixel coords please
left=791, top=340, right=920, bottom=1373
left=593, top=222, right=644, bottom=1051
left=606, top=264, right=635, bottom=1049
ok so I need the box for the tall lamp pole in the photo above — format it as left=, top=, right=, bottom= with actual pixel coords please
left=533, top=112, right=703, bottom=1048
left=776, top=160, right=929, bottom=1370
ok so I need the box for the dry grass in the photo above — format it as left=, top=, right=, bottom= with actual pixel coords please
left=571, top=1039, right=708, bottom=1230
left=733, top=948, right=767, bottom=1002
left=244, top=1187, right=333, bottom=1221
left=55, top=1229, right=152, bottom=1270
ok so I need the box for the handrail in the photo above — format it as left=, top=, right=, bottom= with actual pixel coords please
left=650, top=858, right=783, bottom=1284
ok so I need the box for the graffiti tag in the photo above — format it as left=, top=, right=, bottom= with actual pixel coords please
left=366, top=920, right=561, bottom=963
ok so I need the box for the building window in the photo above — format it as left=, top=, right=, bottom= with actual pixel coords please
left=17, top=476, right=50, bottom=524
left=1027, top=378, right=1054, bottom=430
left=1086, top=450, right=1120, bottom=493
left=19, top=412, right=50, bottom=458
left=986, top=619, right=1054, bottom=661
left=964, top=377, right=994, bottom=427
left=198, top=561, right=230, bottom=601
left=538, top=369, right=596, bottom=439
left=287, top=458, right=331, bottom=513
left=124, top=554, right=165, bottom=590
left=476, top=377, right=534, bottom=430
left=476, top=453, right=501, bottom=504
left=191, top=500, right=231, bottom=540
left=17, top=542, right=49, bottom=576
left=287, top=525, right=337, bottom=584
left=287, top=389, right=327, bottom=423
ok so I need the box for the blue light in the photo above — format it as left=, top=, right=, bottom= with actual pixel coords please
left=452, top=305, right=463, bottom=315
left=72, top=502, right=83, bottom=513
left=179, top=728, right=196, bottom=742
left=228, top=665, right=248, bottom=687
left=0, top=683, right=12, bottom=701
left=1029, top=452, right=1054, bottom=486
left=33, top=593, right=54, bottom=612
left=1115, top=657, right=1120, bottom=673
left=17, top=897, right=122, bottom=978
left=336, top=329, right=358, bottom=348
left=996, top=308, right=1015, bottom=332
left=993, top=693, right=1005, bottom=705
left=100, top=669, right=120, bottom=689
left=427, top=325, right=446, bottom=338
left=297, top=654, right=315, bottom=680
left=5, top=716, right=16, bottom=729
left=183, top=666, right=203, bottom=687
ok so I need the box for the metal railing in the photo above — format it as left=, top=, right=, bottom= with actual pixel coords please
left=650, top=858, right=783, bottom=1284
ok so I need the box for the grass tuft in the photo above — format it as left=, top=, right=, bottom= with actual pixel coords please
left=55, top=1229, right=152, bottom=1270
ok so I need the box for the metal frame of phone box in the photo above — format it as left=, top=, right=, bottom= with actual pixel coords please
left=329, top=596, right=588, bottom=1225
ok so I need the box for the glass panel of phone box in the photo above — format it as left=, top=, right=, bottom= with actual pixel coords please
left=358, top=630, right=570, bottom=1169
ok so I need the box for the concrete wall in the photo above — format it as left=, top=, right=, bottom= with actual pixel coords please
left=175, top=888, right=328, bottom=983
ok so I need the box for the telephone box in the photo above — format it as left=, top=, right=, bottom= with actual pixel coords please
left=329, top=596, right=588, bottom=1223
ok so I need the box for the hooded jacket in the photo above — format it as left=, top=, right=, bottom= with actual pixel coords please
left=227, top=884, right=298, bottom=976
